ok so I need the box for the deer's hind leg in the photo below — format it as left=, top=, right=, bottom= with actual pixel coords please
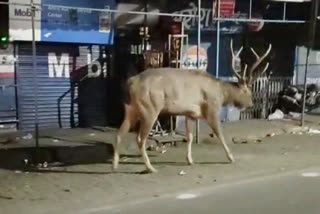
left=137, top=110, right=160, bottom=173
left=112, top=104, right=138, bottom=171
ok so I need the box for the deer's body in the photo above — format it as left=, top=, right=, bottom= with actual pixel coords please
left=113, top=41, right=272, bottom=173
left=127, top=68, right=251, bottom=118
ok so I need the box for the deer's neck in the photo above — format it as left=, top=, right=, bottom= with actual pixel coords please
left=221, top=82, right=240, bottom=105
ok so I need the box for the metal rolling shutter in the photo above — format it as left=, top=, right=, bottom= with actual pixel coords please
left=16, top=43, right=73, bottom=131
left=16, top=43, right=108, bottom=131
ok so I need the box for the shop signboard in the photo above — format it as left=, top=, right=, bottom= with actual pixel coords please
left=9, top=0, right=115, bottom=44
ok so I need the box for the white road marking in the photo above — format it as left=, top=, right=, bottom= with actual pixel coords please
left=301, top=172, right=320, bottom=177
left=176, top=193, right=197, bottom=200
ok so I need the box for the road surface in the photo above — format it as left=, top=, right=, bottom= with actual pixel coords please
left=88, top=168, right=320, bottom=214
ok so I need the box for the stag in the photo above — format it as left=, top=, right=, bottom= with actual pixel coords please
left=113, top=40, right=272, bottom=173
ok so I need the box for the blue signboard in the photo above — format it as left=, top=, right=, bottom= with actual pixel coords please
left=41, top=0, right=115, bottom=44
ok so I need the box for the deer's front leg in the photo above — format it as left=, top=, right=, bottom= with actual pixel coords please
left=207, top=111, right=235, bottom=163
left=185, top=117, right=194, bottom=165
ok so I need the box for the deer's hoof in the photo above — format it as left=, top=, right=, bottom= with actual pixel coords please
left=141, top=168, right=157, bottom=174
left=111, top=165, right=117, bottom=172
left=149, top=168, right=158, bottom=173
left=187, top=157, right=194, bottom=165
left=228, top=155, right=235, bottom=163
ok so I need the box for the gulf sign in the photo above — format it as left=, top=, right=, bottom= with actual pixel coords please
left=182, top=46, right=208, bottom=70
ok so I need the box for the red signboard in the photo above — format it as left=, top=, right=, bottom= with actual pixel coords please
left=213, top=0, right=236, bottom=18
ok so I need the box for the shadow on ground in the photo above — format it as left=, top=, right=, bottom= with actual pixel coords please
left=0, top=141, right=113, bottom=170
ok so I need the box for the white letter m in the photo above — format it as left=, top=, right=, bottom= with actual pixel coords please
left=48, top=53, right=70, bottom=78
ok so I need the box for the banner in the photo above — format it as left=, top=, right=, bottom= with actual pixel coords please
left=213, top=0, right=235, bottom=18
left=9, top=0, right=115, bottom=44
left=171, top=0, right=245, bottom=33
left=170, top=0, right=263, bottom=33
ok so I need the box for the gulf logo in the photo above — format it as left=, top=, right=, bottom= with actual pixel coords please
left=182, top=46, right=208, bottom=70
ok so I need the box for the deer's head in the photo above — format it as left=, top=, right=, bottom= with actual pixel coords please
left=230, top=39, right=272, bottom=109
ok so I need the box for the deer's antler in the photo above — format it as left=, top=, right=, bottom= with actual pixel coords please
left=248, top=44, right=272, bottom=84
left=230, top=39, right=244, bottom=80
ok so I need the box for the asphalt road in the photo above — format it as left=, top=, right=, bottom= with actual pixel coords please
left=90, top=169, right=320, bottom=214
